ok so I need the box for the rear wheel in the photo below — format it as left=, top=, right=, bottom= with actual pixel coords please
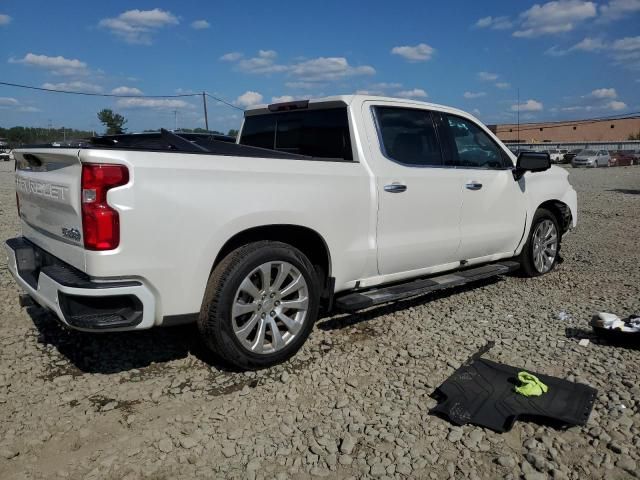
left=518, top=209, right=561, bottom=277
left=198, top=241, right=320, bottom=369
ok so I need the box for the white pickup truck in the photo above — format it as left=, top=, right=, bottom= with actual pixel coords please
left=6, top=95, right=577, bottom=369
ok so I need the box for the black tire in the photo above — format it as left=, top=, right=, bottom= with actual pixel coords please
left=517, top=208, right=561, bottom=277
left=198, top=241, right=320, bottom=370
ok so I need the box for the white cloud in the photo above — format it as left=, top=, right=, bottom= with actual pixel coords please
left=513, top=1, right=597, bottom=38
left=495, top=82, right=511, bottom=89
left=391, top=43, right=435, bottom=62
left=0, top=14, right=11, bottom=26
left=111, top=86, right=143, bottom=95
left=99, top=9, right=179, bottom=45
left=220, top=52, right=243, bottom=62
left=10, top=53, right=88, bottom=75
left=237, top=50, right=288, bottom=74
left=290, top=57, right=375, bottom=81
left=285, top=81, right=318, bottom=90
left=472, top=108, right=482, bottom=116
left=572, top=37, right=607, bottom=52
left=464, top=91, right=487, bottom=99
left=371, top=82, right=403, bottom=89
left=545, top=37, right=607, bottom=56
left=235, top=91, right=263, bottom=108
left=562, top=87, right=627, bottom=111
left=511, top=99, right=544, bottom=112
left=588, top=88, right=617, bottom=99
left=0, top=97, right=19, bottom=106
left=612, top=36, right=640, bottom=51
left=611, top=36, right=640, bottom=66
left=271, top=95, right=295, bottom=103
left=191, top=19, right=210, bottom=30
left=223, top=51, right=376, bottom=82
left=475, top=16, right=513, bottom=30
left=478, top=71, right=499, bottom=81
left=115, top=98, right=192, bottom=109
left=0, top=97, right=41, bottom=113
left=395, top=88, right=428, bottom=99
left=607, top=100, right=627, bottom=110
left=599, top=0, right=640, bottom=21
left=42, top=81, right=103, bottom=93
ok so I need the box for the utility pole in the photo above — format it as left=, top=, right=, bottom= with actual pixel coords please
left=202, top=91, right=209, bottom=132
left=517, top=88, right=520, bottom=145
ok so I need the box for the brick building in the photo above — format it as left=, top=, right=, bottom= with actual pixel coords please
left=488, top=117, right=640, bottom=143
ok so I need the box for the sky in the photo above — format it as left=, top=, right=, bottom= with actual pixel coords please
left=0, top=0, right=639, bottom=134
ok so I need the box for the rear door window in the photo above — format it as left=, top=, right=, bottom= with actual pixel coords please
left=373, top=106, right=443, bottom=167
left=239, top=108, right=353, bottom=160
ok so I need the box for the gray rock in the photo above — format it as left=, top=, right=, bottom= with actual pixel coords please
left=616, top=457, right=637, bottom=474
left=340, top=434, right=356, bottom=454
left=447, top=428, right=464, bottom=443
left=158, top=438, right=174, bottom=453
left=497, top=456, right=516, bottom=469
left=0, top=447, right=18, bottom=460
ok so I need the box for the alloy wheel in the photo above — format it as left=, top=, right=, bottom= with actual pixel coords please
left=231, top=261, right=309, bottom=354
left=532, top=219, right=558, bottom=274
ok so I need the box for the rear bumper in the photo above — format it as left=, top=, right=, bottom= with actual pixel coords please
left=4, top=237, right=157, bottom=332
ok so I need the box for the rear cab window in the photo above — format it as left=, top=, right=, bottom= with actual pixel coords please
left=239, top=108, right=353, bottom=161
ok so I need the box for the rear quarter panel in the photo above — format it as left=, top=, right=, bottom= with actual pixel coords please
left=79, top=149, right=374, bottom=320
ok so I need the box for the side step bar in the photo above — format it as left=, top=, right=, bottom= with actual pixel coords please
left=334, top=261, right=520, bottom=312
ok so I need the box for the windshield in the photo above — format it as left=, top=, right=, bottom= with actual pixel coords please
left=581, top=150, right=596, bottom=155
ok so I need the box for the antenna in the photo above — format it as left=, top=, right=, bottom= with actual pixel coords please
left=517, top=88, right=520, bottom=144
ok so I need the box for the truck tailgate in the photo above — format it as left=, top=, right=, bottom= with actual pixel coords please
left=14, top=149, right=86, bottom=271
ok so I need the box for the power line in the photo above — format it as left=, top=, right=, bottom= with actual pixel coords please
left=205, top=92, right=242, bottom=111
left=0, top=81, right=243, bottom=110
left=495, top=111, right=640, bottom=134
left=0, top=80, right=199, bottom=98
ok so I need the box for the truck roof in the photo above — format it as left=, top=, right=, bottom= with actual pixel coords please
left=244, top=94, right=475, bottom=120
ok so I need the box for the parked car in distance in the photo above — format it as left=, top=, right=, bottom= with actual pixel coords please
left=572, top=149, right=610, bottom=168
left=609, top=151, right=634, bottom=167
left=0, top=138, right=11, bottom=161
left=563, top=149, right=582, bottom=164
left=619, top=149, right=640, bottom=165
left=6, top=95, right=577, bottom=369
left=548, top=149, right=568, bottom=164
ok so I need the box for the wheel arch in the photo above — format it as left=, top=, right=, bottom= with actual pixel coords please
left=212, top=224, right=333, bottom=293
left=537, top=200, right=573, bottom=234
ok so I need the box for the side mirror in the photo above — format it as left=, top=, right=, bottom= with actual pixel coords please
left=514, top=151, right=550, bottom=180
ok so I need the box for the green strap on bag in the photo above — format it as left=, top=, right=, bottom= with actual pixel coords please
left=515, top=371, right=549, bottom=397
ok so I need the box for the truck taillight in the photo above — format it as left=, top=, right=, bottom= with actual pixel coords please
left=81, top=163, right=129, bottom=251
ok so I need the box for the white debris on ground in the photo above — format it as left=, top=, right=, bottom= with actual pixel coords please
left=1, top=162, right=639, bottom=479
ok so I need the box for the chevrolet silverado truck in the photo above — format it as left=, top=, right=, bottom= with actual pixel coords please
left=5, top=95, right=577, bottom=369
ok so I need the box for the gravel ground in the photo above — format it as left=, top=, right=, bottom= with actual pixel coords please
left=0, top=160, right=638, bottom=480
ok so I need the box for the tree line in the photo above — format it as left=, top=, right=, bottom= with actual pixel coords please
left=0, top=126, right=96, bottom=146
left=1, top=109, right=238, bottom=147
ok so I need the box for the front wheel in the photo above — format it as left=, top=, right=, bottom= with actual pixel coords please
left=198, top=241, right=320, bottom=370
left=517, top=209, right=561, bottom=277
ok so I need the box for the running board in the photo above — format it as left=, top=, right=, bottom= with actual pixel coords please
left=334, top=261, right=520, bottom=312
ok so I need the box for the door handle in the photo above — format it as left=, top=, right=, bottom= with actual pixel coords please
left=465, top=182, right=483, bottom=191
left=384, top=183, right=407, bottom=193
